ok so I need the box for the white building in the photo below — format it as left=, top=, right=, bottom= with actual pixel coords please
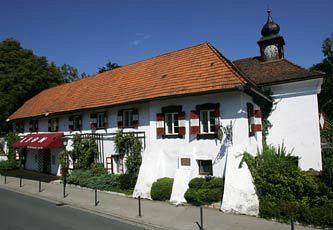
left=8, top=11, right=324, bottom=215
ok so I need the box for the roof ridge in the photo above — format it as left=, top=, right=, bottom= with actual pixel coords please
left=101, top=42, right=210, bottom=74
left=206, top=43, right=257, bottom=86
left=283, top=59, right=325, bottom=75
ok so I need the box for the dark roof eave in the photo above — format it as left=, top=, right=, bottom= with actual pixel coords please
left=257, top=74, right=324, bottom=87
left=8, top=86, right=245, bottom=122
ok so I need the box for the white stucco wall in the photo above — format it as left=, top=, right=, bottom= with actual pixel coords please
left=265, top=79, right=323, bottom=171
left=134, top=91, right=262, bottom=207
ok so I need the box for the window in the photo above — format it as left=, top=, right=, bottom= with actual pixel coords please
left=48, top=118, right=59, bottom=132
left=97, top=112, right=105, bottom=129
left=165, top=113, right=179, bottom=135
left=200, top=110, right=215, bottom=134
left=29, top=120, right=38, bottom=132
left=14, top=121, right=24, bottom=133
left=198, top=160, right=213, bottom=175
left=123, top=109, right=134, bottom=128
left=73, top=115, right=82, bottom=131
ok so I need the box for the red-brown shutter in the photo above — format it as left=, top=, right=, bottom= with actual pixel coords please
left=214, top=108, right=220, bottom=133
left=156, top=113, right=165, bottom=137
left=178, top=111, right=186, bottom=136
left=190, top=110, right=200, bottom=135
left=253, top=109, right=262, bottom=132
left=90, top=113, right=97, bottom=129
left=132, top=109, right=139, bottom=129
left=117, top=110, right=123, bottom=129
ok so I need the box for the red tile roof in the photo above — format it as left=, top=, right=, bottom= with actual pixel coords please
left=9, top=43, right=248, bottom=121
left=233, top=57, right=324, bottom=86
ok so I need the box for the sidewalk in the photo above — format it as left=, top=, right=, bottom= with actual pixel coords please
left=0, top=175, right=311, bottom=230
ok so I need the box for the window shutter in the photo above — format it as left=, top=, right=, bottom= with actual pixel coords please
left=247, top=103, right=255, bottom=136
left=178, top=111, right=186, bottom=136
left=132, top=109, right=139, bottom=129
left=90, top=113, right=97, bottom=129
left=68, top=116, right=74, bottom=131
left=214, top=108, right=220, bottom=133
left=253, top=109, right=262, bottom=132
left=117, top=110, right=123, bottom=129
left=48, top=119, right=52, bottom=132
left=156, top=113, right=165, bottom=137
left=103, top=112, right=108, bottom=128
left=190, top=110, right=200, bottom=135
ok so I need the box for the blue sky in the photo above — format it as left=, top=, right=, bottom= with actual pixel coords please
left=1, top=0, right=332, bottom=75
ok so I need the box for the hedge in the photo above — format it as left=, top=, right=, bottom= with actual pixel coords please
left=241, top=144, right=333, bottom=227
left=67, top=169, right=134, bottom=194
left=0, top=160, right=19, bottom=171
left=151, top=177, right=174, bottom=201
left=185, top=177, right=224, bottom=206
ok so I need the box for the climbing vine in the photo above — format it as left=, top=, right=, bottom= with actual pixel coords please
left=114, top=130, right=142, bottom=177
left=252, top=88, right=273, bottom=142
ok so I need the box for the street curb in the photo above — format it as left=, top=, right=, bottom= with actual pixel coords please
left=0, top=183, right=169, bottom=230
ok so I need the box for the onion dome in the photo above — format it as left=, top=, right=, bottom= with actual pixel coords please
left=261, top=10, right=280, bottom=37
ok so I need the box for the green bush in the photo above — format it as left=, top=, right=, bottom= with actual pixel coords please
left=67, top=169, right=128, bottom=193
left=151, top=178, right=174, bottom=201
left=241, top=143, right=333, bottom=227
left=119, top=173, right=137, bottom=190
left=0, top=160, right=19, bottom=171
left=91, top=162, right=107, bottom=176
left=185, top=177, right=224, bottom=206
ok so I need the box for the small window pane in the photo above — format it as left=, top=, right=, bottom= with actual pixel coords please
left=198, top=160, right=213, bottom=175
left=166, top=113, right=173, bottom=134
left=123, top=110, right=133, bottom=128
left=201, top=111, right=209, bottom=133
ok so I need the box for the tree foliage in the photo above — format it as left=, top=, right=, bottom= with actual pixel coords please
left=98, top=61, right=120, bottom=73
left=311, top=35, right=333, bottom=120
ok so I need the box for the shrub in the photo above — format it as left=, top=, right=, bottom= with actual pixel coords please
left=91, top=162, right=107, bottom=176
left=0, top=160, right=19, bottom=171
left=119, top=173, right=137, bottom=190
left=67, top=169, right=127, bottom=193
left=185, top=177, right=224, bottom=206
left=241, top=143, right=333, bottom=227
left=151, top=177, right=174, bottom=201
left=188, top=177, right=205, bottom=189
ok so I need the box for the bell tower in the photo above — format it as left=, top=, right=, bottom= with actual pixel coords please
left=258, top=10, right=285, bottom=61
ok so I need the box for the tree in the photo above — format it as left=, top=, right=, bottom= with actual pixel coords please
left=0, top=38, right=64, bottom=132
left=59, top=64, right=81, bottom=83
left=98, top=61, right=120, bottom=73
left=311, top=35, right=333, bottom=120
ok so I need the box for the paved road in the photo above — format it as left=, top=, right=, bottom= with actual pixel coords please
left=0, top=188, right=143, bottom=230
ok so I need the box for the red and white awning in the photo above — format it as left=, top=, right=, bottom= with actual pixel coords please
left=13, top=133, right=64, bottom=149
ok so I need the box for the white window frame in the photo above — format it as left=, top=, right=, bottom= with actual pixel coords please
left=198, top=160, right=213, bottom=175
left=123, top=109, right=134, bottom=128
left=200, top=110, right=215, bottom=134
left=49, top=118, right=58, bottom=132
left=164, top=112, right=179, bottom=135
left=73, top=115, right=81, bottom=131
left=96, top=112, right=105, bottom=129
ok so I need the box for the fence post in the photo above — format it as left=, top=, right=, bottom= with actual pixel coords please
left=138, top=196, right=142, bottom=217
left=63, top=175, right=66, bottom=198
left=94, top=189, right=98, bottom=206
left=19, top=176, right=22, bottom=187
left=39, top=179, right=42, bottom=192
left=195, top=206, right=204, bottom=230
left=4, top=171, right=7, bottom=184
left=291, top=216, right=295, bottom=230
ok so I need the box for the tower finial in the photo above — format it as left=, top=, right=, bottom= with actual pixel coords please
left=261, top=8, right=280, bottom=37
